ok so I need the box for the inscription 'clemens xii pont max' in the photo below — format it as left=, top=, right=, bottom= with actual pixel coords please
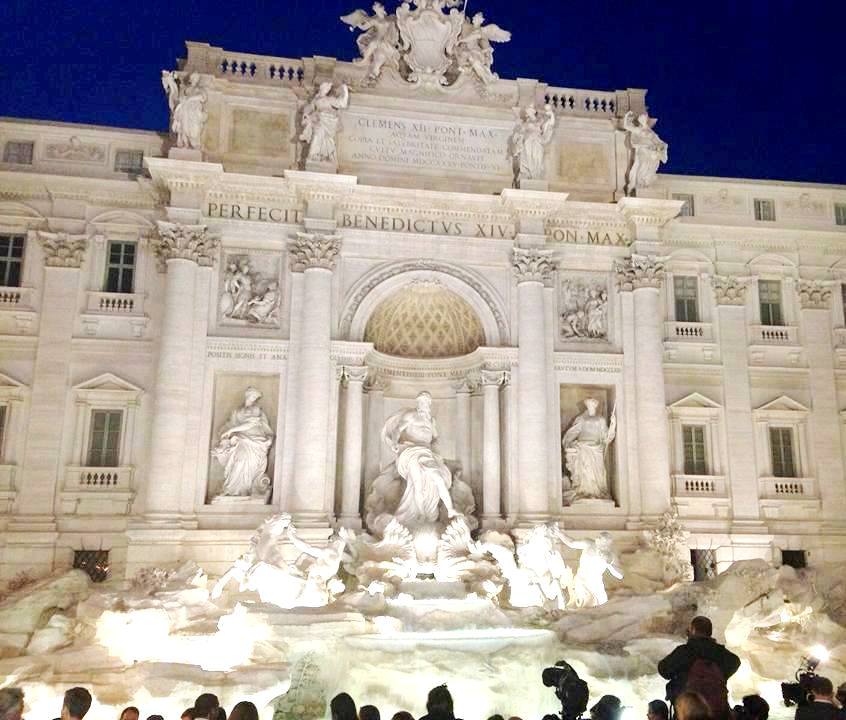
left=340, top=114, right=512, bottom=176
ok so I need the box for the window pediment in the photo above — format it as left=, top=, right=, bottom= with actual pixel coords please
left=73, top=373, right=142, bottom=405
left=755, top=395, right=809, bottom=416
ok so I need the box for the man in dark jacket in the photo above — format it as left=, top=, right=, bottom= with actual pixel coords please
left=795, top=676, right=845, bottom=720
left=657, top=616, right=741, bottom=720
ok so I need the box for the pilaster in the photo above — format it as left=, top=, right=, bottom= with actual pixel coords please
left=481, top=369, right=507, bottom=527
left=338, top=365, right=368, bottom=528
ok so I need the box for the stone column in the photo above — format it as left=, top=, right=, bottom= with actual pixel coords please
left=12, top=232, right=87, bottom=544
left=339, top=365, right=368, bottom=528
left=711, top=275, right=760, bottom=522
left=616, top=254, right=671, bottom=516
left=481, top=369, right=505, bottom=527
left=512, top=247, right=555, bottom=522
left=144, top=222, right=218, bottom=522
left=289, top=232, right=341, bottom=526
left=797, top=281, right=846, bottom=524
left=453, top=376, right=473, bottom=479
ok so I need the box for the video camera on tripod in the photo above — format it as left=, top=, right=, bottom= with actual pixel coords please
left=781, top=645, right=829, bottom=707
left=542, top=660, right=590, bottom=720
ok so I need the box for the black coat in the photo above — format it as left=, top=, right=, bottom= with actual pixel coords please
left=795, top=701, right=846, bottom=720
left=657, top=636, right=741, bottom=698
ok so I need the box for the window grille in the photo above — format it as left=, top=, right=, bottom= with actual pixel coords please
left=0, top=235, right=24, bottom=288
left=754, top=198, right=776, bottom=222
left=769, top=426, right=797, bottom=478
left=690, top=549, right=717, bottom=581
left=105, top=241, right=136, bottom=294
left=114, top=149, right=144, bottom=174
left=674, top=276, right=700, bottom=322
left=87, top=410, right=122, bottom=467
left=835, top=203, right=846, bottom=227
left=3, top=141, right=34, bottom=165
left=73, top=550, right=110, bottom=582
left=781, top=549, right=807, bottom=569
left=758, top=280, right=784, bottom=326
left=0, top=405, right=6, bottom=461
left=673, top=193, right=695, bottom=217
left=682, top=425, right=708, bottom=475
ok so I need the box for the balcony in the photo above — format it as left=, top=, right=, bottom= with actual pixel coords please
left=665, top=321, right=714, bottom=343
left=748, top=324, right=799, bottom=346
left=0, top=286, right=34, bottom=310
left=758, top=476, right=820, bottom=519
left=0, top=465, right=15, bottom=513
left=61, top=465, right=134, bottom=515
left=672, top=474, right=730, bottom=518
left=85, top=291, right=145, bottom=316
left=0, top=286, right=37, bottom=334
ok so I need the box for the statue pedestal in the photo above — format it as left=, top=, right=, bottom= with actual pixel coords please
left=563, top=496, right=615, bottom=512
left=518, top=178, right=548, bottom=191
left=304, top=158, right=338, bottom=174
left=168, top=147, right=203, bottom=162
left=210, top=495, right=270, bottom=506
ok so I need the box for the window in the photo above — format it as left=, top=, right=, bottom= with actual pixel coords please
left=114, top=149, right=144, bottom=174
left=758, top=280, right=783, bottom=326
left=2, top=141, right=34, bottom=165
left=781, top=549, right=807, bottom=569
left=682, top=425, right=708, bottom=475
left=754, top=198, right=776, bottom=222
left=73, top=549, right=110, bottom=582
left=835, top=203, right=846, bottom=227
left=86, top=410, right=122, bottom=467
left=673, top=193, right=695, bottom=217
left=0, top=405, right=6, bottom=461
left=690, top=549, right=717, bottom=581
left=104, top=241, right=136, bottom=294
left=0, top=235, right=24, bottom=287
left=770, top=426, right=796, bottom=478
left=674, top=276, right=700, bottom=322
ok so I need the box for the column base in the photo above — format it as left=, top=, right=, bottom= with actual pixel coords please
left=513, top=513, right=553, bottom=527
left=480, top=515, right=506, bottom=530
left=168, top=147, right=203, bottom=162
left=290, top=511, right=333, bottom=528
left=336, top=514, right=362, bottom=530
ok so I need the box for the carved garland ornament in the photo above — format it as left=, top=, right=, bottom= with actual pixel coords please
left=511, top=247, right=556, bottom=285
left=338, top=259, right=509, bottom=343
left=37, top=231, right=88, bottom=268
left=614, top=254, right=664, bottom=291
left=289, top=232, right=342, bottom=272
left=796, top=279, right=832, bottom=310
left=711, top=275, right=749, bottom=306
left=153, top=221, right=218, bottom=269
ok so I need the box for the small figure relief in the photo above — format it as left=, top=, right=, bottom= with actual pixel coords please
left=553, top=529, right=623, bottom=607
left=561, top=398, right=616, bottom=503
left=299, top=82, right=350, bottom=164
left=509, top=104, right=556, bottom=187
left=218, top=255, right=281, bottom=327
left=622, top=111, right=668, bottom=196
left=211, top=387, right=274, bottom=501
left=560, top=278, right=609, bottom=341
left=161, top=71, right=209, bottom=150
left=212, top=513, right=346, bottom=609
left=44, top=136, right=106, bottom=163
left=340, top=3, right=401, bottom=82
left=455, top=12, right=511, bottom=86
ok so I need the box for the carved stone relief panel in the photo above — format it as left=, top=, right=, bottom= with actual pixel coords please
left=559, top=273, right=609, bottom=342
left=218, top=251, right=282, bottom=328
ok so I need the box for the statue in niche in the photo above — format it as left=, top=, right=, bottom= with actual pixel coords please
left=560, top=280, right=608, bottom=341
left=211, top=387, right=274, bottom=499
left=299, top=82, right=350, bottom=164
left=561, top=398, right=616, bottom=502
left=365, top=392, right=477, bottom=537
left=219, top=257, right=281, bottom=327
left=340, top=3, right=400, bottom=81
left=455, top=12, right=511, bottom=86
left=553, top=529, right=623, bottom=607
left=509, top=104, right=556, bottom=186
left=161, top=71, right=208, bottom=150
left=622, top=111, right=668, bottom=195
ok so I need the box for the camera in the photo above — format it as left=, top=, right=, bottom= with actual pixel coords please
left=542, top=660, right=590, bottom=720
left=781, top=649, right=827, bottom=707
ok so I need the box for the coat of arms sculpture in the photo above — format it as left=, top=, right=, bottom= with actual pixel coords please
left=341, top=0, right=510, bottom=89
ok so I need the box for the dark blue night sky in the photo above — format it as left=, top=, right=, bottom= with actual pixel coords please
left=4, top=0, right=845, bottom=185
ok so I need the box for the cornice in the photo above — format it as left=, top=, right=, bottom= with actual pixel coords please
left=500, top=188, right=570, bottom=218
left=617, top=197, right=683, bottom=226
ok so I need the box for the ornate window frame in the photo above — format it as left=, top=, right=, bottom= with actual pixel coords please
left=0, top=372, right=28, bottom=512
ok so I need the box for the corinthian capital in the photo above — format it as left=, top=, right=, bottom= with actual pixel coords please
left=511, top=246, right=556, bottom=285
left=614, top=253, right=664, bottom=291
left=153, top=221, right=218, bottom=270
left=37, top=231, right=88, bottom=268
left=289, top=232, right=342, bottom=272
left=711, top=275, right=749, bottom=306
left=796, top=279, right=832, bottom=310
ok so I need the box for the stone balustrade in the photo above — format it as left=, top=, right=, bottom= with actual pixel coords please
left=664, top=321, right=714, bottom=343
left=748, top=324, right=800, bottom=346
left=65, top=465, right=133, bottom=490
left=0, top=286, right=34, bottom=309
left=183, top=42, right=305, bottom=87
left=86, top=291, right=146, bottom=316
left=672, top=474, right=727, bottom=497
left=758, top=476, right=816, bottom=499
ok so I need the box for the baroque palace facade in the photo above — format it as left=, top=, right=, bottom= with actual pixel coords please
left=2, top=9, right=846, bottom=580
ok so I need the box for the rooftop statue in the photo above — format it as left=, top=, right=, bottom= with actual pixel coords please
left=341, top=0, right=510, bottom=88
left=161, top=71, right=208, bottom=150
left=299, top=82, right=350, bottom=164
left=623, top=111, right=668, bottom=195
left=509, top=104, right=556, bottom=186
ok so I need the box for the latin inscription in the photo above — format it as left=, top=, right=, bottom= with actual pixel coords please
left=340, top=114, right=511, bottom=175
left=206, top=203, right=303, bottom=224
left=548, top=227, right=632, bottom=247
left=339, top=212, right=515, bottom=239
